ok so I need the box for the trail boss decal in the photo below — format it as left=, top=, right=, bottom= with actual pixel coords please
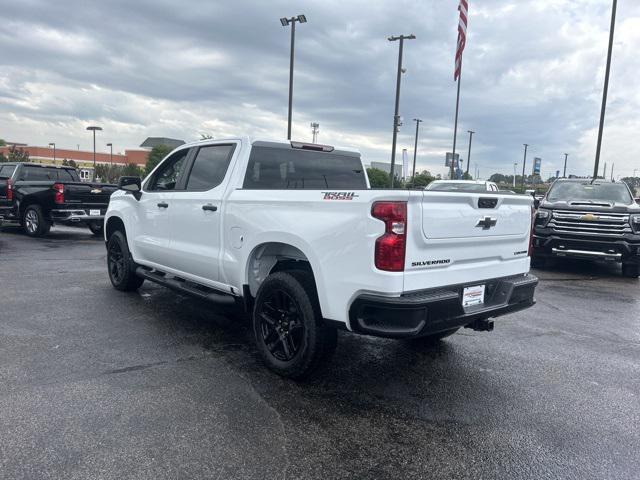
left=411, top=259, right=451, bottom=268
left=321, top=191, right=359, bottom=200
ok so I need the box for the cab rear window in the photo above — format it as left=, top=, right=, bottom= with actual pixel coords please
left=0, top=165, right=16, bottom=179
left=243, top=146, right=366, bottom=190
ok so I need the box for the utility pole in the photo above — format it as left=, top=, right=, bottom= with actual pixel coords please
left=521, top=144, right=529, bottom=191
left=513, top=162, right=518, bottom=188
left=411, top=118, right=423, bottom=179
left=465, top=130, right=474, bottom=176
left=280, top=14, right=307, bottom=140
left=106, top=143, right=113, bottom=167
left=611, top=163, right=614, bottom=180
left=388, top=33, right=416, bottom=187
left=563, top=153, right=569, bottom=178
left=86, top=126, right=102, bottom=181
left=603, top=162, right=607, bottom=179
left=310, top=122, right=319, bottom=143
left=593, top=0, right=617, bottom=179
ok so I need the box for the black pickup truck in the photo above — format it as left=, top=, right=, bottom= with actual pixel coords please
left=532, top=178, right=640, bottom=277
left=0, top=163, right=117, bottom=237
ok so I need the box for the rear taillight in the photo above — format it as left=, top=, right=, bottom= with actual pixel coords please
left=53, top=183, right=64, bottom=204
left=372, top=201, right=407, bottom=272
left=6, top=179, right=13, bottom=201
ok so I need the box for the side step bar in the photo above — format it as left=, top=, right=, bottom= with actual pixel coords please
left=136, top=267, right=236, bottom=305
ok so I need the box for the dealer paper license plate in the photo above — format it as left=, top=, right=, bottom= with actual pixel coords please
left=462, top=285, right=485, bottom=307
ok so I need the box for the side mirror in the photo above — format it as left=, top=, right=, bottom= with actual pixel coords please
left=118, top=176, right=142, bottom=200
left=533, top=198, right=540, bottom=209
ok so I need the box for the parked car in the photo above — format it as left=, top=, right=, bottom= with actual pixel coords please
left=532, top=178, right=640, bottom=277
left=0, top=163, right=117, bottom=237
left=105, top=138, right=538, bottom=378
left=426, top=180, right=500, bottom=192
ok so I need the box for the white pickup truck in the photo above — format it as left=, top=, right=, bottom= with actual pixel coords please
left=105, top=138, right=537, bottom=378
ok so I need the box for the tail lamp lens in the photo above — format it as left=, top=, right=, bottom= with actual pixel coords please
left=53, top=183, right=64, bottom=204
left=372, top=201, right=407, bottom=272
left=6, top=179, right=13, bottom=201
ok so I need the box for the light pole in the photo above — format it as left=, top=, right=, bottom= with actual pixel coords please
left=310, top=122, right=319, bottom=143
left=563, top=153, right=569, bottom=178
left=521, top=144, right=529, bottom=191
left=388, top=33, right=416, bottom=187
left=106, top=143, right=113, bottom=167
left=411, top=118, right=423, bottom=180
left=48, top=142, right=56, bottom=164
left=86, top=126, right=102, bottom=181
left=280, top=14, right=307, bottom=141
left=513, top=162, right=518, bottom=188
left=466, top=130, right=474, bottom=177
left=593, top=0, right=617, bottom=180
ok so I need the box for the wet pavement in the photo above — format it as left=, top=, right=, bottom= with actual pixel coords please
left=1, top=225, right=639, bottom=479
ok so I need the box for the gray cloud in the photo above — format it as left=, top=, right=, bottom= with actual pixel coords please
left=0, top=0, right=638, bottom=178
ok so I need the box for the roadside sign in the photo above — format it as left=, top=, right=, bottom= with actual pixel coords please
left=533, top=157, right=542, bottom=175
left=445, top=152, right=459, bottom=167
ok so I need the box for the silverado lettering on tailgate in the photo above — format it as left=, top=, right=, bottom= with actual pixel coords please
left=411, top=259, right=451, bottom=268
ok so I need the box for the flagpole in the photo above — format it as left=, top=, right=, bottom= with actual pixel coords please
left=451, top=64, right=461, bottom=180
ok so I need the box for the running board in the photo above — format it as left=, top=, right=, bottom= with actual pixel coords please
left=135, top=267, right=236, bottom=305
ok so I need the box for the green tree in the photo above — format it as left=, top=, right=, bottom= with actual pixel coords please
left=0, top=138, right=6, bottom=146
left=145, top=145, right=172, bottom=176
left=0, top=152, right=6, bottom=163
left=123, top=163, right=142, bottom=177
left=407, top=170, right=435, bottom=188
left=94, top=164, right=109, bottom=181
left=366, top=167, right=391, bottom=188
left=7, top=145, right=29, bottom=162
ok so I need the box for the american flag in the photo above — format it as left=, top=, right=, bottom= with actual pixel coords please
left=454, top=0, right=468, bottom=81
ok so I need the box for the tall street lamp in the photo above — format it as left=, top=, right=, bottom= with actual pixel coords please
left=466, top=130, right=475, bottom=177
left=388, top=33, right=416, bottom=187
left=411, top=118, right=423, bottom=180
left=521, top=144, right=529, bottom=191
left=563, top=153, right=569, bottom=178
left=106, top=143, right=113, bottom=167
left=280, top=14, right=307, bottom=141
left=593, top=0, right=617, bottom=179
left=86, top=126, right=102, bottom=181
left=48, top=142, right=56, bottom=164
left=513, top=162, right=518, bottom=188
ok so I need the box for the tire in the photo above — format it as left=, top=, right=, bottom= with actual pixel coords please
left=622, top=263, right=640, bottom=278
left=252, top=270, right=337, bottom=379
left=22, top=205, right=51, bottom=237
left=88, top=220, right=104, bottom=237
left=107, top=230, right=144, bottom=291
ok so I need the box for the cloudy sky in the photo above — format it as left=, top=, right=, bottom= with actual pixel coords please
left=0, top=0, right=638, bottom=179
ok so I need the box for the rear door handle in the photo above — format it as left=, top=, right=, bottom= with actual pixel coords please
left=202, top=204, right=218, bottom=212
left=157, top=202, right=168, bottom=208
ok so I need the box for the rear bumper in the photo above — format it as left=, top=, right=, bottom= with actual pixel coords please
left=49, top=209, right=104, bottom=224
left=533, top=233, right=640, bottom=264
left=348, top=274, right=538, bottom=339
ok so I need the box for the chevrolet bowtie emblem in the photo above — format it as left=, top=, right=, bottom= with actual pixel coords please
left=476, top=216, right=497, bottom=230
left=91, top=188, right=102, bottom=194
left=581, top=213, right=599, bottom=221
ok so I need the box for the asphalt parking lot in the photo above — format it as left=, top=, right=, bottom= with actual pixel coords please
left=1, top=225, right=639, bottom=480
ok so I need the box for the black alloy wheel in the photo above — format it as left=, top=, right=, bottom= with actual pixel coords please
left=259, top=289, right=305, bottom=361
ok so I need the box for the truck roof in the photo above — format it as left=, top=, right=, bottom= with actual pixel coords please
left=178, top=137, right=361, bottom=156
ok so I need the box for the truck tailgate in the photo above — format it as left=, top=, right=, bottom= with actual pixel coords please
left=63, top=183, right=117, bottom=206
left=404, top=192, right=533, bottom=292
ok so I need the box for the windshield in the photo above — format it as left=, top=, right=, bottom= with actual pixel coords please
left=426, top=182, right=488, bottom=192
left=547, top=181, right=633, bottom=205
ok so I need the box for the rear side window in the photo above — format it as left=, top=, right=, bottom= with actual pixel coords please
left=185, top=145, right=235, bottom=191
left=57, top=169, right=77, bottom=181
left=243, top=146, right=366, bottom=190
left=21, top=166, right=58, bottom=181
left=0, top=165, right=15, bottom=179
